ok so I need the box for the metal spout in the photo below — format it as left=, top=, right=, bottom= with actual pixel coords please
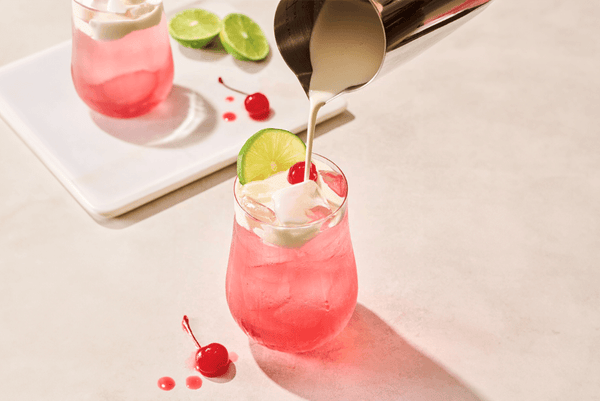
left=274, top=0, right=493, bottom=96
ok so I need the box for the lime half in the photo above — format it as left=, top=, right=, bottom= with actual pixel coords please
left=168, top=9, right=223, bottom=49
left=237, top=129, right=306, bottom=184
left=220, top=13, right=270, bottom=61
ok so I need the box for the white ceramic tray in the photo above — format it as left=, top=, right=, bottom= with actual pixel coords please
left=0, top=0, right=346, bottom=218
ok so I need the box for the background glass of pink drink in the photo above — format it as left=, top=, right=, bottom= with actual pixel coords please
left=226, top=154, right=358, bottom=353
left=71, top=0, right=174, bottom=118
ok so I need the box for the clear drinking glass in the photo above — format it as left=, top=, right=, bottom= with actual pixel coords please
left=226, top=154, right=358, bottom=353
left=71, top=0, right=174, bottom=118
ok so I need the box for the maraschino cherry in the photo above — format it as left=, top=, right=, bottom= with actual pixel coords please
left=182, top=315, right=230, bottom=377
left=218, top=77, right=270, bottom=120
left=288, top=161, right=318, bottom=184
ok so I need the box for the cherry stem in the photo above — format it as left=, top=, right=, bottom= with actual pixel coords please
left=182, top=315, right=202, bottom=350
left=218, top=77, right=248, bottom=96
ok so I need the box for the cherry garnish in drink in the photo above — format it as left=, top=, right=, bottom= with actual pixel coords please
left=288, top=161, right=318, bottom=184
left=218, top=77, right=270, bottom=120
left=182, top=315, right=230, bottom=377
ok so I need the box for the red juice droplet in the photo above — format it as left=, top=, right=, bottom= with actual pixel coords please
left=157, top=377, right=175, bottom=391
left=226, top=96, right=235, bottom=102
left=229, top=352, right=239, bottom=363
left=222, top=112, right=237, bottom=122
left=186, top=376, right=203, bottom=390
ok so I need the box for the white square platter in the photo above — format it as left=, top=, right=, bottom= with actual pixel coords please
left=0, top=0, right=347, bottom=218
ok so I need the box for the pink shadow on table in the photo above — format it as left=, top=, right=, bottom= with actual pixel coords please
left=90, top=85, right=217, bottom=148
left=250, top=303, right=486, bottom=401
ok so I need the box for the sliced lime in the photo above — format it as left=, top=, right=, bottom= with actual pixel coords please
left=219, top=13, right=270, bottom=61
left=168, top=9, right=223, bottom=49
left=237, top=128, right=306, bottom=184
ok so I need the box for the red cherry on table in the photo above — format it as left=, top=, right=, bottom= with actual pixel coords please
left=288, top=161, right=318, bottom=184
left=219, top=77, right=270, bottom=121
left=195, top=343, right=230, bottom=377
left=182, top=316, right=231, bottom=378
left=244, top=93, right=270, bottom=120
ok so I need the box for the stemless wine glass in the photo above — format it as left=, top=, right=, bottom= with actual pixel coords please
left=226, top=154, right=358, bottom=353
left=71, top=0, right=174, bottom=118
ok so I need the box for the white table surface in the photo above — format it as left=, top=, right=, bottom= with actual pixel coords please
left=1, top=0, right=599, bottom=400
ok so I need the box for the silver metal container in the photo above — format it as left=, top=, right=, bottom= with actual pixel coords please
left=274, top=0, right=493, bottom=97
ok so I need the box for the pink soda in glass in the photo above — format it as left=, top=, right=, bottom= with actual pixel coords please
left=71, top=0, right=174, bottom=118
left=226, top=154, right=358, bottom=353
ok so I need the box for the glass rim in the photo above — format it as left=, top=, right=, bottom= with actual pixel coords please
left=72, top=0, right=114, bottom=13
left=233, top=153, right=349, bottom=229
left=72, top=0, right=163, bottom=14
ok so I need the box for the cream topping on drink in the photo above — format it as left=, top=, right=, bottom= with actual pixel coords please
left=234, top=160, right=345, bottom=248
left=74, top=0, right=162, bottom=41
left=236, top=160, right=344, bottom=223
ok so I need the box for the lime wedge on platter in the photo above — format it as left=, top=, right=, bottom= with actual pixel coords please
left=237, top=128, right=306, bottom=185
left=219, top=13, right=270, bottom=61
left=168, top=9, right=223, bottom=49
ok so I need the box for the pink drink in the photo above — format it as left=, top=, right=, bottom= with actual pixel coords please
left=226, top=155, right=357, bottom=353
left=71, top=2, right=174, bottom=118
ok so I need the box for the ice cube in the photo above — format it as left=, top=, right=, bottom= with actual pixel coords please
left=306, top=205, right=333, bottom=222
left=319, top=170, right=347, bottom=198
left=272, top=180, right=330, bottom=225
left=243, top=262, right=291, bottom=312
left=239, top=171, right=289, bottom=210
left=272, top=269, right=329, bottom=327
left=239, top=196, right=277, bottom=223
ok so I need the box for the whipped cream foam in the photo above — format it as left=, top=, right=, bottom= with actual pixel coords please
left=73, top=0, right=163, bottom=41
left=234, top=159, right=346, bottom=248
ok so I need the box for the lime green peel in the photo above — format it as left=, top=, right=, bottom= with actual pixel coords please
left=220, top=13, right=270, bottom=61
left=168, top=9, right=223, bottom=49
left=237, top=129, right=306, bottom=184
